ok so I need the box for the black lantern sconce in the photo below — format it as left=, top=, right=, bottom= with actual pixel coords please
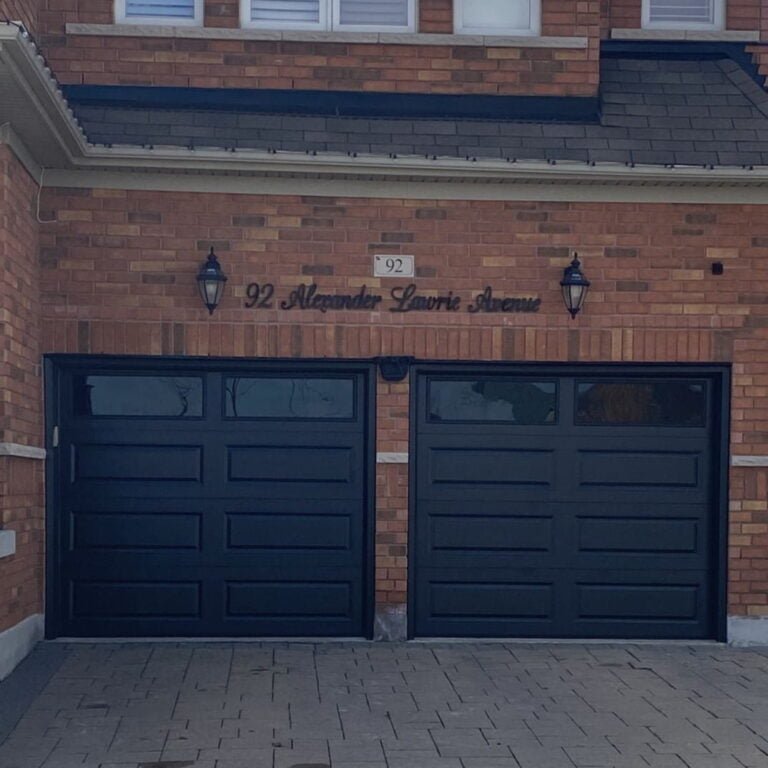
left=560, top=254, right=590, bottom=319
left=197, top=247, right=227, bottom=315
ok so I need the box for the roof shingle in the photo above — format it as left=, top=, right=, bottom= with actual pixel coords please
left=70, top=55, right=768, bottom=169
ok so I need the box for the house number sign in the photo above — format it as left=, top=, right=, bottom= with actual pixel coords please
left=373, top=254, right=415, bottom=278
left=244, top=282, right=541, bottom=314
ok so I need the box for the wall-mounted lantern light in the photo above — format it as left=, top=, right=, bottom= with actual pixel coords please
left=197, top=247, right=227, bottom=315
left=560, top=254, right=590, bottom=319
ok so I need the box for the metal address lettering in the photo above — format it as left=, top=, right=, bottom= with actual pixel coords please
left=244, top=282, right=540, bottom=313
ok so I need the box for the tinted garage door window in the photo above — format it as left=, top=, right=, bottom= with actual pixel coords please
left=414, top=369, right=723, bottom=640
left=51, top=362, right=371, bottom=638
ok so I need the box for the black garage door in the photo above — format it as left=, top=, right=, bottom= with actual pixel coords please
left=47, top=358, right=373, bottom=638
left=412, top=365, right=727, bottom=640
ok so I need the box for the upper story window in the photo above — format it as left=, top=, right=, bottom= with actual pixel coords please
left=116, top=0, right=203, bottom=24
left=454, top=0, right=541, bottom=36
left=241, top=0, right=416, bottom=32
left=642, top=0, right=724, bottom=29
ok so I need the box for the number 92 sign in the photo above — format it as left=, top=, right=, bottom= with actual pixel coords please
left=373, top=254, right=415, bottom=278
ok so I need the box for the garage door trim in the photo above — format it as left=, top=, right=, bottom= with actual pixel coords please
left=44, top=354, right=377, bottom=639
left=408, top=361, right=730, bottom=641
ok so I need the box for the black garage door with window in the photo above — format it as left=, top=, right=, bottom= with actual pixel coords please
left=412, top=365, right=727, bottom=640
left=47, top=358, right=373, bottom=638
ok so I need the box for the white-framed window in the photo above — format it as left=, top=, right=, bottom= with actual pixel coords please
left=115, top=0, right=203, bottom=25
left=240, top=0, right=416, bottom=32
left=642, top=0, right=725, bottom=29
left=454, top=0, right=541, bottom=36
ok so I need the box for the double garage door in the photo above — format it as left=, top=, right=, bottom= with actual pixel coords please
left=48, top=358, right=725, bottom=640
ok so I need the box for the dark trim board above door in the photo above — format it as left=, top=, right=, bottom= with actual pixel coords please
left=409, top=362, right=730, bottom=641
left=45, top=355, right=377, bottom=639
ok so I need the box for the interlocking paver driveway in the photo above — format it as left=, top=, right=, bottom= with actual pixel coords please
left=1, top=642, right=767, bottom=768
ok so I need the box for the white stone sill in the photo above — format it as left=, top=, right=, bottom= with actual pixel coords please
left=611, top=28, right=760, bottom=42
left=65, top=23, right=588, bottom=48
left=0, top=530, right=16, bottom=560
left=732, top=455, right=768, bottom=467
left=0, top=442, right=47, bottom=460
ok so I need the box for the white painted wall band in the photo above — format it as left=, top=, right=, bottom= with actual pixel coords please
left=0, top=443, right=46, bottom=460
left=376, top=452, right=409, bottom=464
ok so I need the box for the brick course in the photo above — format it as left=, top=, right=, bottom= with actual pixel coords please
left=0, top=146, right=44, bottom=634
left=36, top=186, right=768, bottom=619
left=37, top=0, right=600, bottom=95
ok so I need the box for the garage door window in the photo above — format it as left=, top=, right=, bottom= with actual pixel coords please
left=224, top=376, right=355, bottom=419
left=428, top=379, right=556, bottom=424
left=576, top=381, right=706, bottom=427
left=74, top=375, right=203, bottom=418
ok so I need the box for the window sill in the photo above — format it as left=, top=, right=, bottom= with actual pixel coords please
left=0, top=530, right=16, bottom=560
left=65, top=23, right=588, bottom=48
left=611, top=28, right=760, bottom=41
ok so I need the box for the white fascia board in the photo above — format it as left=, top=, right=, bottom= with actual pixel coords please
left=0, top=124, right=42, bottom=182
left=73, top=143, right=768, bottom=187
left=38, top=168, right=768, bottom=203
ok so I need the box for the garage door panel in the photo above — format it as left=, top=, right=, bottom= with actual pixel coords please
left=74, top=444, right=203, bottom=483
left=429, top=514, right=552, bottom=553
left=576, top=516, right=700, bottom=554
left=429, top=447, right=554, bottom=485
left=576, top=583, right=698, bottom=621
left=71, top=511, right=202, bottom=552
left=421, top=449, right=559, bottom=502
left=228, top=445, right=354, bottom=485
left=420, top=515, right=556, bottom=570
left=226, top=512, right=351, bottom=552
left=71, top=581, right=202, bottom=619
left=429, top=582, right=553, bottom=619
left=577, top=449, right=702, bottom=490
left=415, top=572, right=558, bottom=636
left=566, top=570, right=713, bottom=638
left=226, top=581, right=351, bottom=619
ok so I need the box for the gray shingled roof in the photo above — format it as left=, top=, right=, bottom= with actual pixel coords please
left=73, top=56, right=768, bottom=168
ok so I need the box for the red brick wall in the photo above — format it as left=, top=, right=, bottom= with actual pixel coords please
left=602, top=0, right=764, bottom=36
left=376, top=383, right=408, bottom=607
left=0, top=0, right=38, bottom=36
left=0, top=460, right=45, bottom=634
left=730, top=468, right=768, bottom=618
left=747, top=1, right=768, bottom=81
left=0, top=146, right=44, bottom=634
left=38, top=0, right=600, bottom=96
left=604, top=0, right=639, bottom=32
left=36, top=186, right=768, bottom=619
left=728, top=0, right=762, bottom=32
